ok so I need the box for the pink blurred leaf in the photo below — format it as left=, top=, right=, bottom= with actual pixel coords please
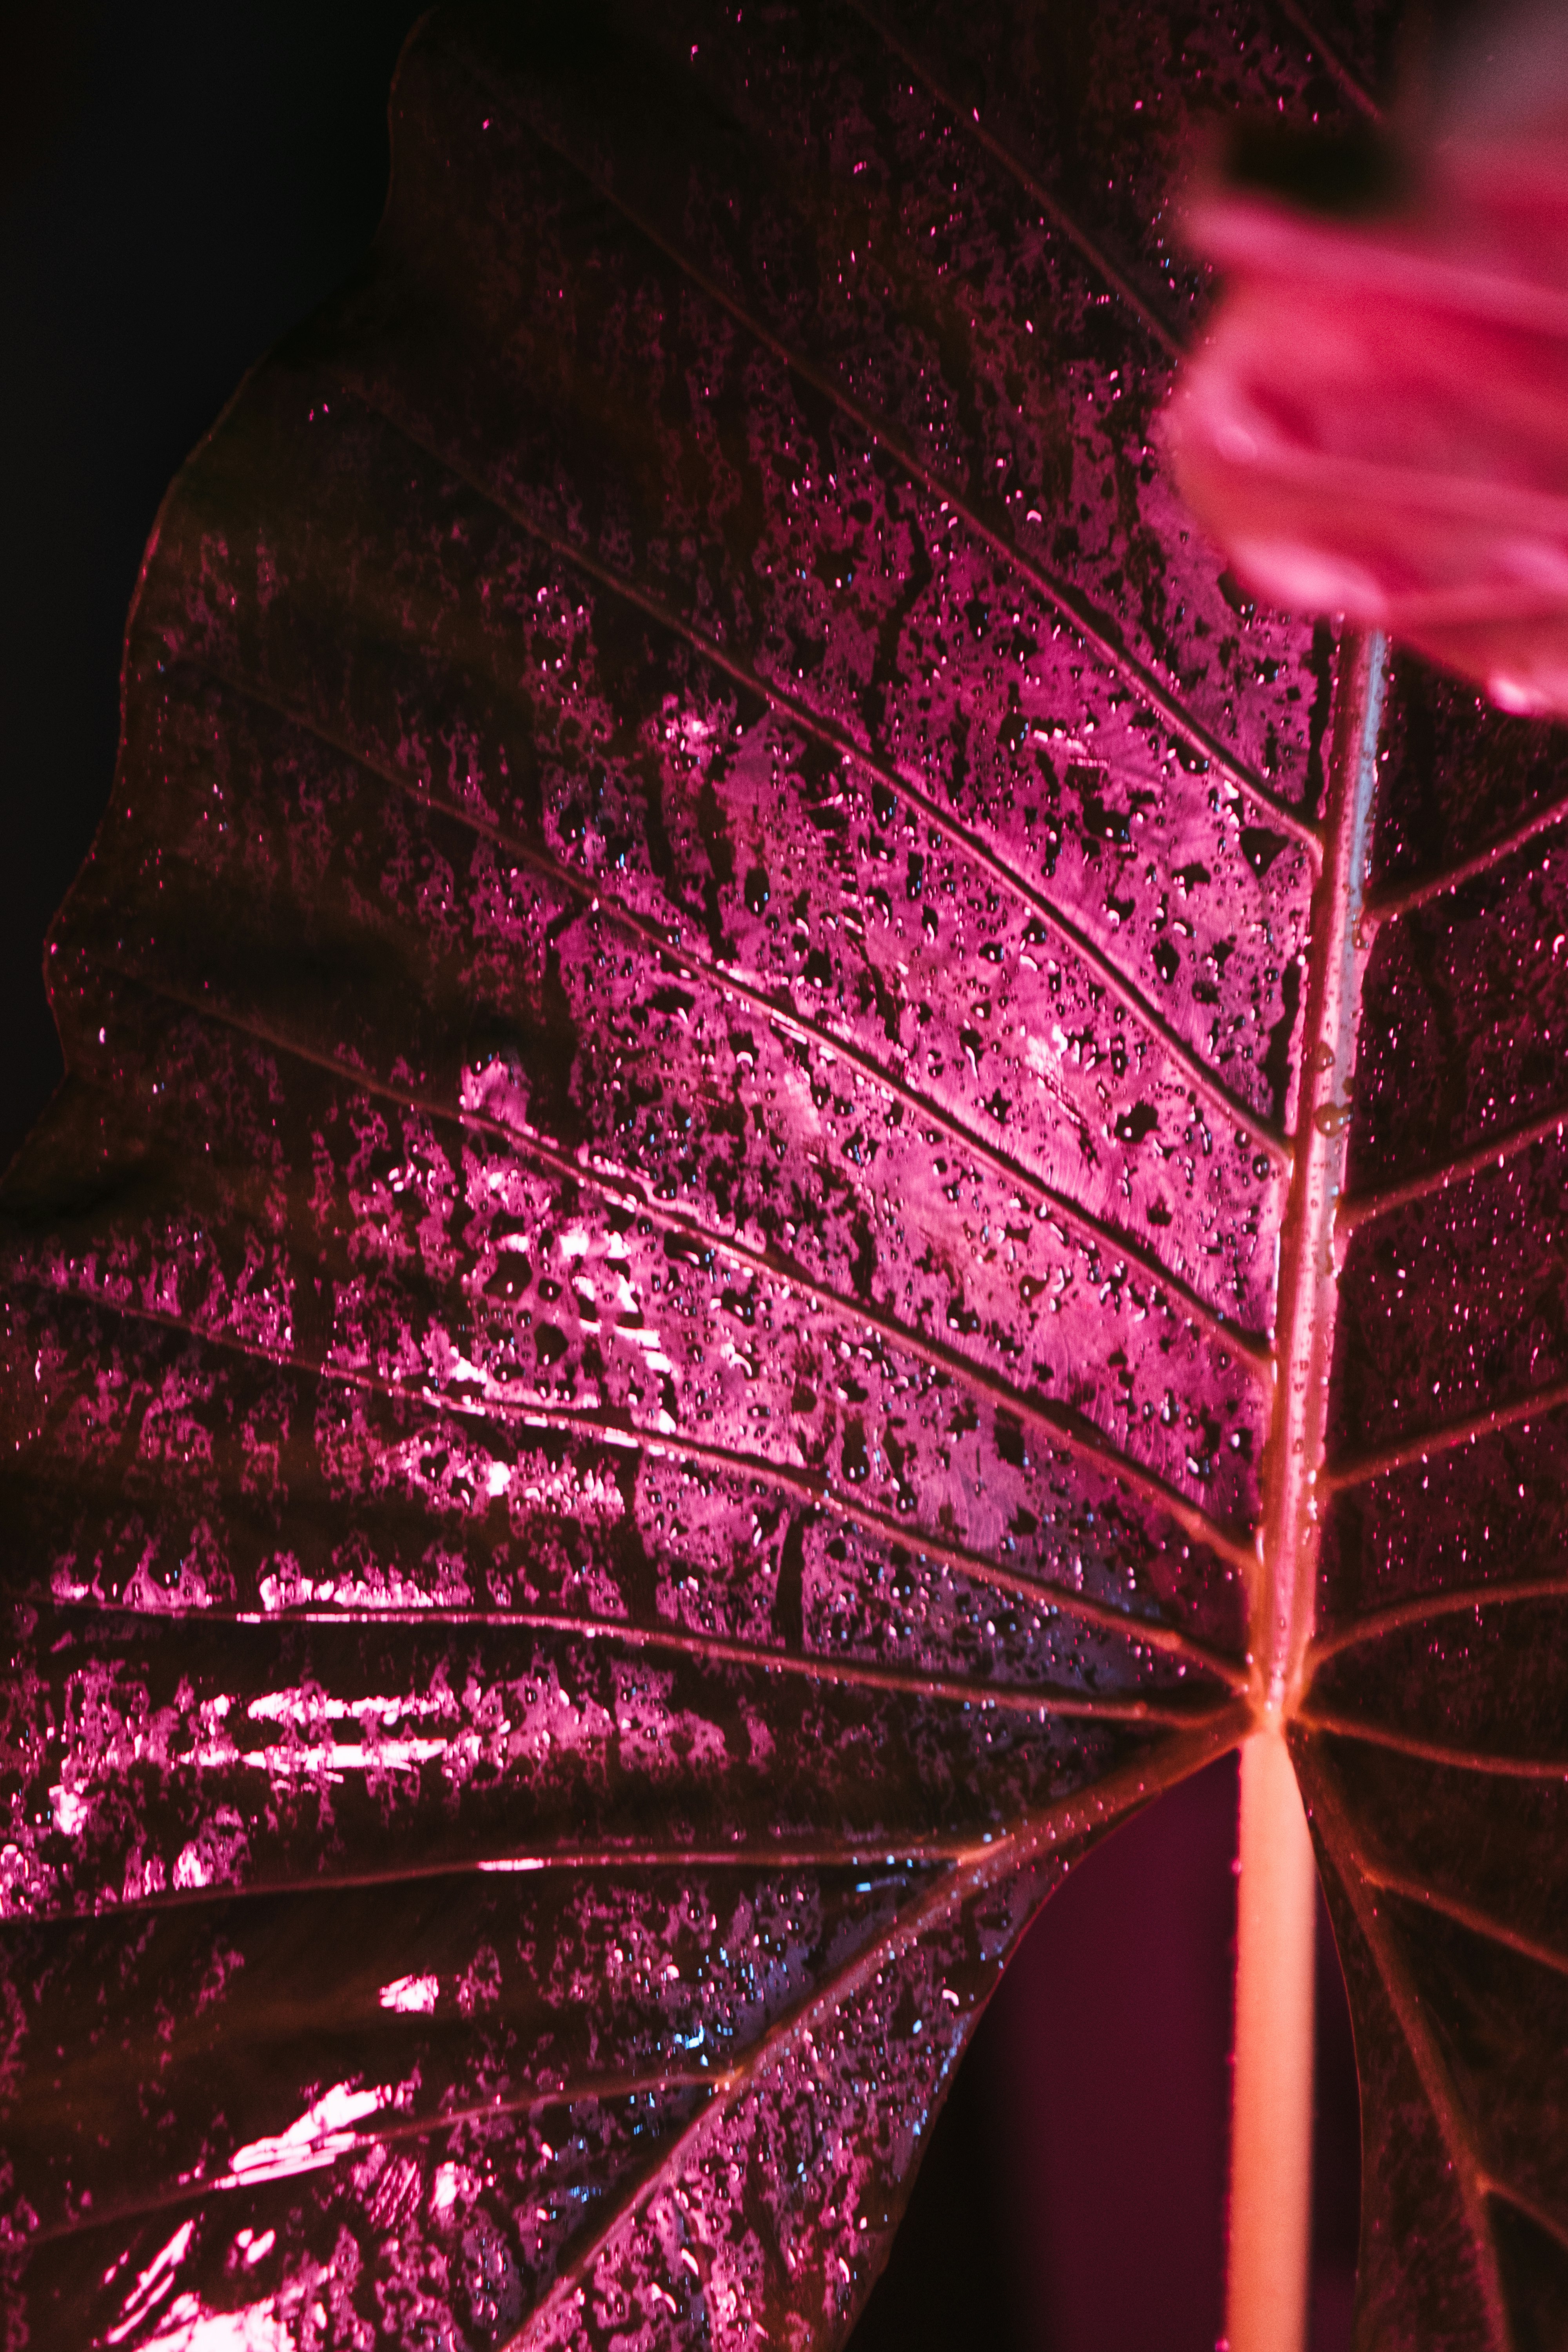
left=1169, top=3, right=1568, bottom=714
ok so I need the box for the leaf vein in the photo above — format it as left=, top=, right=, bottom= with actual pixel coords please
left=1269, top=0, right=1383, bottom=120
left=1364, top=785, right=1568, bottom=926
left=498, top=1720, right=1246, bottom=2351
left=38, top=967, right=1260, bottom=1568
left=1299, top=1710, right=1568, bottom=1778
left=342, top=388, right=1295, bottom=1161
left=1355, top=1863, right=1568, bottom=1983
left=1299, top=1756, right=1510, bottom=2347
left=41, top=1589, right=1238, bottom=1721
left=25, top=2069, right=722, bottom=2250
left=1324, top=1378, right=1568, bottom=1490
left=1307, top=1575, right=1568, bottom=1670
left=170, top=656, right=1274, bottom=1366
left=1340, top=1101, right=1568, bottom=1232
left=480, top=79, right=1318, bottom=849
left=840, top=0, right=1185, bottom=359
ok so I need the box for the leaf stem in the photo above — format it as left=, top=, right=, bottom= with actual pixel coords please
left=1263, top=628, right=1387, bottom=1711
left=1226, top=1719, right=1319, bottom=2352
left=1227, top=628, right=1388, bottom=2351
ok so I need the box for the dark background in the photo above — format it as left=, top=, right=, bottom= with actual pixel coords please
left=0, top=8, right=1361, bottom=2345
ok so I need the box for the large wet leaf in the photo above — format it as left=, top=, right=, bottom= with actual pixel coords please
left=2, top=3, right=1565, bottom=2346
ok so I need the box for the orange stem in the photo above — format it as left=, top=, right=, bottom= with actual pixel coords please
left=1226, top=1723, right=1318, bottom=2352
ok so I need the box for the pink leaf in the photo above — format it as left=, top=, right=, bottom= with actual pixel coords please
left=5, top=7, right=1568, bottom=2350
left=1169, top=6, right=1568, bottom=715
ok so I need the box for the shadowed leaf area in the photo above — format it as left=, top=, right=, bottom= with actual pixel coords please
left=2, top=4, right=1566, bottom=2347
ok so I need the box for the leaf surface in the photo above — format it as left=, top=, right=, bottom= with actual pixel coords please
left=2, top=5, right=1564, bottom=2348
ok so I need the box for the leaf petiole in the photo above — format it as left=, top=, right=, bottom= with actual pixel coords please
left=1227, top=1720, right=1319, bottom=2352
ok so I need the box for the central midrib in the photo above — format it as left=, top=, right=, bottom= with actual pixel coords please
left=1265, top=629, right=1388, bottom=1719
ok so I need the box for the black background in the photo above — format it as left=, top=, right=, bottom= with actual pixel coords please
left=0, top=8, right=1360, bottom=2345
